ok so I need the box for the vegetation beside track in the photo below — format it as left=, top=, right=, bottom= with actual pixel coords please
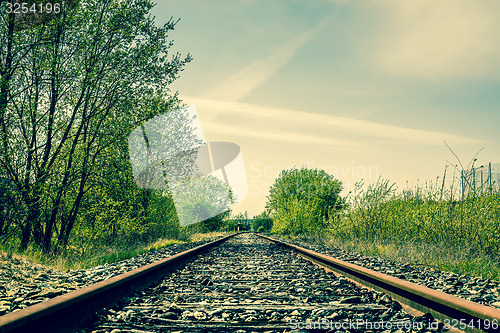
left=0, top=0, right=241, bottom=268
left=0, top=231, right=231, bottom=271
left=265, top=165, right=500, bottom=281
left=329, top=175, right=500, bottom=281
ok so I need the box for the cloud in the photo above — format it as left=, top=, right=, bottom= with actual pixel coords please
left=184, top=96, right=484, bottom=148
left=210, top=124, right=356, bottom=148
left=362, top=0, right=500, bottom=79
left=204, top=16, right=330, bottom=102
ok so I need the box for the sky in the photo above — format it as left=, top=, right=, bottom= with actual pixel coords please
left=150, top=0, right=500, bottom=216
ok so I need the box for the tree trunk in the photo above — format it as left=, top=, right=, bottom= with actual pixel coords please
left=20, top=199, right=40, bottom=251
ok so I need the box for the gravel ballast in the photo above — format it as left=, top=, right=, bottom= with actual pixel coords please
left=273, top=234, right=500, bottom=310
left=0, top=237, right=220, bottom=316
left=1, top=232, right=499, bottom=332
left=86, top=233, right=445, bottom=332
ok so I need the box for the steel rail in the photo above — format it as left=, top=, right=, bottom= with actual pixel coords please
left=257, top=233, right=500, bottom=333
left=0, top=233, right=240, bottom=333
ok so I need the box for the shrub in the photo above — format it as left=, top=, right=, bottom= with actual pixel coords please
left=267, top=167, right=344, bottom=235
left=330, top=177, right=500, bottom=256
left=252, top=211, right=272, bottom=232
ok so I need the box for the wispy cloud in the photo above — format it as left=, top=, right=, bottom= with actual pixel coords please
left=185, top=97, right=484, bottom=148
left=364, top=0, right=500, bottom=79
left=204, top=17, right=330, bottom=102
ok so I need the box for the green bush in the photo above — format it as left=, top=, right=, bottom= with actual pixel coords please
left=271, top=197, right=321, bottom=235
left=267, top=167, right=344, bottom=235
left=222, top=219, right=238, bottom=232
left=330, top=177, right=500, bottom=256
left=252, top=211, right=272, bottom=232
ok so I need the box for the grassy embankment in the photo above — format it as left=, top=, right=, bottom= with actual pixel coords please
left=324, top=171, right=500, bottom=281
left=0, top=231, right=228, bottom=271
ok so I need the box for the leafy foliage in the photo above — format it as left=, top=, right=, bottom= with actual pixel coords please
left=251, top=211, right=272, bottom=232
left=171, top=175, right=233, bottom=230
left=0, top=0, right=192, bottom=253
left=267, top=167, right=344, bottom=235
left=331, top=177, right=500, bottom=257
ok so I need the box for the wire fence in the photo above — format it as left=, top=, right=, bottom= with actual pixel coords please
left=460, top=162, right=500, bottom=198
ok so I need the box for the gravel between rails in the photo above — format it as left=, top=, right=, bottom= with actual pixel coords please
left=272, top=235, right=500, bottom=310
left=85, top=233, right=444, bottom=333
left=0, top=237, right=222, bottom=316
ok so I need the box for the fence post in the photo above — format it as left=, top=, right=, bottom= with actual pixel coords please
left=489, top=162, right=492, bottom=195
left=480, top=169, right=483, bottom=195
left=439, top=165, right=446, bottom=201
left=472, top=167, right=476, bottom=195
left=461, top=170, right=464, bottom=200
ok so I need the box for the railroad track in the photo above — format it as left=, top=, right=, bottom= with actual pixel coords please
left=1, top=233, right=500, bottom=333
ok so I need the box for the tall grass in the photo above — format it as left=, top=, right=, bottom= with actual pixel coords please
left=328, top=163, right=500, bottom=280
left=0, top=230, right=230, bottom=271
left=0, top=237, right=186, bottom=271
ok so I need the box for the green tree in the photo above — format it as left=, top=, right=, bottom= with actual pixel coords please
left=266, top=167, right=344, bottom=235
left=198, top=212, right=231, bottom=233
left=71, top=139, right=182, bottom=254
left=171, top=175, right=233, bottom=231
left=252, top=211, right=272, bottom=232
left=0, top=0, right=191, bottom=252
